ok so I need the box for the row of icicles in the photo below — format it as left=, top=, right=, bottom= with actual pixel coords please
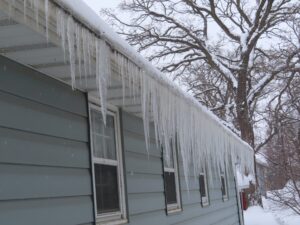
left=6, top=0, right=254, bottom=188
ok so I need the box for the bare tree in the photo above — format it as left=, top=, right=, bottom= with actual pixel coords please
left=264, top=68, right=300, bottom=215
left=269, top=181, right=300, bottom=215
left=103, top=0, right=300, bottom=149
left=265, top=114, right=300, bottom=215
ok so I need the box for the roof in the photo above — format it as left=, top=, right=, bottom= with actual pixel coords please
left=256, top=154, right=268, bottom=167
left=0, top=0, right=254, bottom=180
left=237, top=170, right=255, bottom=189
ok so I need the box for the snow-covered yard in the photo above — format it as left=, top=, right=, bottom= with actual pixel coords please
left=244, top=197, right=300, bottom=225
left=244, top=205, right=280, bottom=225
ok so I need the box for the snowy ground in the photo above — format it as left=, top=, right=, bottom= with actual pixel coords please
left=244, top=204, right=280, bottom=225
left=244, top=197, right=300, bottom=225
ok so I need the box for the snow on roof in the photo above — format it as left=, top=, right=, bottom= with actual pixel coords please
left=256, top=154, right=268, bottom=167
left=237, top=170, right=255, bottom=189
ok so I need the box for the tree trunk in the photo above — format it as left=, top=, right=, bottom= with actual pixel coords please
left=236, top=70, right=254, bottom=147
left=236, top=68, right=261, bottom=205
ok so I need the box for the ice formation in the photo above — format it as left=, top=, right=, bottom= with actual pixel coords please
left=5, top=0, right=254, bottom=186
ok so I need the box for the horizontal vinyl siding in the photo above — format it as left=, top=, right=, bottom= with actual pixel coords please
left=0, top=55, right=87, bottom=116
left=0, top=56, right=93, bottom=225
left=0, top=127, right=90, bottom=168
left=0, top=90, right=88, bottom=142
left=0, top=196, right=93, bottom=225
left=122, top=112, right=240, bottom=225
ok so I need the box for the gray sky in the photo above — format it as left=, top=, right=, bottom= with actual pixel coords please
left=83, top=0, right=120, bottom=13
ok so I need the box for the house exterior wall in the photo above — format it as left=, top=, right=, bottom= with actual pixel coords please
left=257, top=163, right=267, bottom=196
left=0, top=55, right=241, bottom=225
left=122, top=112, right=241, bottom=225
left=0, top=56, right=94, bottom=225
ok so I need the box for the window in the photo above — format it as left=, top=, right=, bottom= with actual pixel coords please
left=89, top=103, right=127, bottom=224
left=163, top=142, right=182, bottom=213
left=220, top=171, right=228, bottom=201
left=199, top=168, right=209, bottom=206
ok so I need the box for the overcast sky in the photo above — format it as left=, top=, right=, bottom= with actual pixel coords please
left=83, top=0, right=120, bottom=13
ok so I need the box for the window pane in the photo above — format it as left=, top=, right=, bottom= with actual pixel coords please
left=94, top=164, right=120, bottom=214
left=221, top=176, right=226, bottom=196
left=91, top=108, right=117, bottom=160
left=163, top=144, right=174, bottom=168
left=199, top=174, right=206, bottom=197
left=164, top=172, right=177, bottom=204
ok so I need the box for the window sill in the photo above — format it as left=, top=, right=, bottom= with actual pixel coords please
left=222, top=196, right=229, bottom=202
left=201, top=202, right=210, bottom=207
left=167, top=207, right=182, bottom=215
left=96, top=218, right=128, bottom=225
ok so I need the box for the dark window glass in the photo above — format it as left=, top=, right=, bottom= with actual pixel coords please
left=199, top=174, right=206, bottom=197
left=221, top=176, right=226, bottom=196
left=164, top=172, right=177, bottom=204
left=94, top=164, right=120, bottom=214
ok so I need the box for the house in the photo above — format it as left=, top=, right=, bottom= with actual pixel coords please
left=236, top=170, right=255, bottom=210
left=256, top=155, right=268, bottom=197
left=236, top=155, right=268, bottom=211
left=0, top=1, right=254, bottom=225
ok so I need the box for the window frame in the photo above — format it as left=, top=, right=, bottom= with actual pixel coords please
left=88, top=101, right=127, bottom=224
left=199, top=168, right=209, bottom=207
left=220, top=171, right=229, bottom=201
left=163, top=144, right=182, bottom=214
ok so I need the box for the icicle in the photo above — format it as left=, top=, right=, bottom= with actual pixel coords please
left=86, top=32, right=92, bottom=79
left=33, top=0, right=39, bottom=28
left=56, top=9, right=67, bottom=62
left=82, top=28, right=89, bottom=87
left=23, top=0, right=27, bottom=21
left=66, top=15, right=76, bottom=89
left=44, top=0, right=49, bottom=42
left=8, top=0, right=16, bottom=19
left=75, top=24, right=82, bottom=84
left=141, top=73, right=151, bottom=153
left=95, top=40, right=111, bottom=124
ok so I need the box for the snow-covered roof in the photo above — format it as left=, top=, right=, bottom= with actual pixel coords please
left=237, top=170, right=255, bottom=189
left=256, top=154, right=268, bottom=167
left=0, top=0, right=254, bottom=183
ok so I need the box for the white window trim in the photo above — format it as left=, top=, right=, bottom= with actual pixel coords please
left=200, top=170, right=209, bottom=206
left=164, top=167, right=175, bottom=173
left=163, top=146, right=182, bottom=214
left=88, top=102, right=127, bottom=225
left=221, top=172, right=229, bottom=201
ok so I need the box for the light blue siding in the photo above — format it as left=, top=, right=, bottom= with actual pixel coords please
left=0, top=56, right=93, bottom=225
left=0, top=54, right=241, bottom=225
left=121, top=111, right=241, bottom=225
